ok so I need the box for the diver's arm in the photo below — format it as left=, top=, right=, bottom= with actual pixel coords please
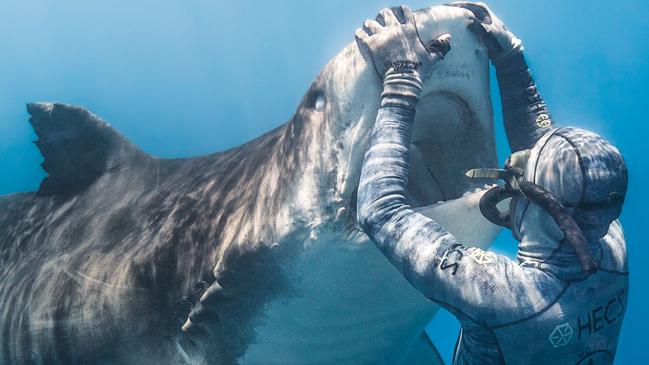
left=354, top=5, right=454, bottom=293
left=355, top=5, right=535, bottom=324
left=495, top=49, right=554, bottom=152
left=356, top=65, right=457, bottom=293
left=356, top=66, right=536, bottom=321
left=448, top=2, right=554, bottom=152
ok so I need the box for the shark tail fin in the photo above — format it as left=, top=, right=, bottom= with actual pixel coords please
left=27, top=102, right=147, bottom=196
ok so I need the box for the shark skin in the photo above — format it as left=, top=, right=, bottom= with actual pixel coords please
left=0, top=5, right=500, bottom=365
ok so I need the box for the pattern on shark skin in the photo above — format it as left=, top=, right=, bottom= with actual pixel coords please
left=0, top=5, right=501, bottom=364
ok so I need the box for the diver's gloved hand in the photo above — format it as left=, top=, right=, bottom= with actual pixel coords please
left=446, top=2, right=522, bottom=63
left=449, top=1, right=553, bottom=152
left=355, top=5, right=451, bottom=79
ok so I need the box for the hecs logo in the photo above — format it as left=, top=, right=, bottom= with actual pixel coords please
left=548, top=323, right=574, bottom=348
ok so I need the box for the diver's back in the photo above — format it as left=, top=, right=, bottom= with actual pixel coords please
left=451, top=220, right=628, bottom=365
left=493, top=221, right=628, bottom=364
left=493, top=271, right=627, bottom=364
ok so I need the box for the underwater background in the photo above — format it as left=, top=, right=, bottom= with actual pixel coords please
left=0, top=1, right=646, bottom=363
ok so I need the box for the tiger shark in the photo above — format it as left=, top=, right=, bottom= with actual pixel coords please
left=0, top=5, right=500, bottom=365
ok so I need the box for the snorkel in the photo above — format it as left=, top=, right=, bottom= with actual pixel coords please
left=466, top=149, right=598, bottom=273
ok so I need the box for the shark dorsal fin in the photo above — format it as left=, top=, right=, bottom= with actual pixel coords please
left=27, top=102, right=146, bottom=196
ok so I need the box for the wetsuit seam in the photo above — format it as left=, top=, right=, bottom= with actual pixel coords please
left=429, top=298, right=483, bottom=326
left=514, top=128, right=560, bottom=239
left=532, top=129, right=561, bottom=183
left=537, top=238, right=593, bottom=282
left=575, top=350, right=614, bottom=364
left=513, top=200, right=529, bottom=242
left=555, top=129, right=587, bottom=205
left=488, top=283, right=571, bottom=330
left=541, top=237, right=567, bottom=264
left=596, top=268, right=629, bottom=276
left=487, top=326, right=507, bottom=365
left=535, top=264, right=570, bottom=283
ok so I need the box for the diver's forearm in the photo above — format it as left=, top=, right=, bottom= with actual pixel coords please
left=357, top=67, right=422, bottom=235
left=356, top=68, right=456, bottom=291
left=356, top=104, right=416, bottom=236
left=495, top=50, right=554, bottom=152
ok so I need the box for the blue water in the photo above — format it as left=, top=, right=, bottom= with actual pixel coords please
left=0, top=1, right=646, bottom=363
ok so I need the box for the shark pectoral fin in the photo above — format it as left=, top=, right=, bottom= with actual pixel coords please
left=27, top=102, right=148, bottom=196
left=400, top=330, right=445, bottom=365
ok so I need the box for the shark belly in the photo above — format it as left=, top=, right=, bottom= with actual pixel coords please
left=239, top=234, right=439, bottom=365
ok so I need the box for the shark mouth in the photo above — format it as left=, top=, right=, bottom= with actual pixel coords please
left=406, top=91, right=491, bottom=207
left=349, top=90, right=494, bottom=217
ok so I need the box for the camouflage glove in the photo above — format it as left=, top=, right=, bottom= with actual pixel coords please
left=355, top=5, right=451, bottom=79
left=446, top=1, right=522, bottom=63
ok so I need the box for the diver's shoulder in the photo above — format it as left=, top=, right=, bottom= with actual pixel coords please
left=597, top=220, right=628, bottom=274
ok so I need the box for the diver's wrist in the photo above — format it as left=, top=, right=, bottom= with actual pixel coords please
left=380, top=65, right=422, bottom=110
left=494, top=50, right=528, bottom=81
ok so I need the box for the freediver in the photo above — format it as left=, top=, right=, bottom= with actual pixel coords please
left=355, top=3, right=628, bottom=364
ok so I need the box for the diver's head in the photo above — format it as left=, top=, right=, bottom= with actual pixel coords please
left=467, top=127, right=628, bottom=272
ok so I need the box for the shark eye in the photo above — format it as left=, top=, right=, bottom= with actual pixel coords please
left=315, top=95, right=326, bottom=111
left=304, top=87, right=325, bottom=111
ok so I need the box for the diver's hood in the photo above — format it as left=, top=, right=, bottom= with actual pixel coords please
left=468, top=127, right=628, bottom=274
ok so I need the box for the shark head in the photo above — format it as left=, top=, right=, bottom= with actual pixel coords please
left=285, top=5, right=498, bottom=244
left=238, top=9, right=501, bottom=361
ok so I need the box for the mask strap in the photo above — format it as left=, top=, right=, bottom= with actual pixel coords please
left=518, top=181, right=597, bottom=273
